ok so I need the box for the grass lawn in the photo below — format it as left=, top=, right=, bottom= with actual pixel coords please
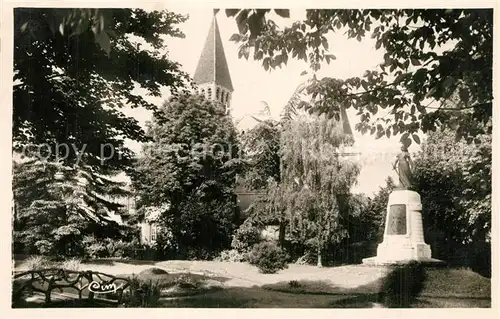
left=135, top=268, right=230, bottom=286
left=262, top=278, right=383, bottom=295
left=412, top=297, right=491, bottom=308
left=254, top=267, right=491, bottom=308
left=162, top=287, right=353, bottom=308
left=411, top=267, right=491, bottom=308
left=420, top=268, right=491, bottom=298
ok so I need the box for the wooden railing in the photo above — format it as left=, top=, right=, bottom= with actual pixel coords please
left=13, top=268, right=130, bottom=304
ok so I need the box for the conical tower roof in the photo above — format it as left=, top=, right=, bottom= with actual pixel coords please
left=340, top=106, right=353, bottom=137
left=193, top=15, right=234, bottom=92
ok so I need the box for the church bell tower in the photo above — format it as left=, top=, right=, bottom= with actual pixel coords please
left=193, top=13, right=234, bottom=112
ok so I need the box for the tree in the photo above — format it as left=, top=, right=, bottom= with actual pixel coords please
left=131, top=93, right=243, bottom=258
left=17, top=9, right=120, bottom=55
left=412, top=127, right=491, bottom=245
left=366, top=177, right=396, bottom=241
left=225, top=9, right=492, bottom=144
left=343, top=193, right=377, bottom=243
left=326, top=192, right=377, bottom=264
left=240, top=119, right=281, bottom=190
left=13, top=8, right=190, bottom=243
left=14, top=8, right=189, bottom=160
left=280, top=81, right=312, bottom=122
left=12, top=160, right=129, bottom=255
left=239, top=79, right=316, bottom=190
left=411, top=126, right=490, bottom=275
left=278, top=115, right=360, bottom=266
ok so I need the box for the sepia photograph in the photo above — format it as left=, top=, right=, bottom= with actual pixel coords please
left=5, top=1, right=496, bottom=313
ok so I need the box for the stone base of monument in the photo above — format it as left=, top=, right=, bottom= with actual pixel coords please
left=362, top=256, right=445, bottom=266
left=362, top=189, right=444, bottom=266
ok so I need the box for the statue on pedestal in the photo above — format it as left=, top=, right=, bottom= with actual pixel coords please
left=393, top=145, right=414, bottom=190
left=361, top=143, right=443, bottom=265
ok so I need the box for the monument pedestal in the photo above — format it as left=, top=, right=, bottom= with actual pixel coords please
left=363, top=190, right=443, bottom=266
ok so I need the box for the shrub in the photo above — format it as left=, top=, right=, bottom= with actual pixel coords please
left=380, top=261, right=426, bottom=308
left=105, top=239, right=131, bottom=258
left=61, top=257, right=82, bottom=271
left=289, top=280, right=300, bottom=288
left=231, top=220, right=262, bottom=253
left=124, top=238, right=143, bottom=257
left=24, top=255, right=53, bottom=270
left=215, top=249, right=247, bottom=262
left=248, top=241, right=288, bottom=274
left=174, top=274, right=201, bottom=289
left=294, top=252, right=314, bottom=265
left=120, top=277, right=162, bottom=307
left=151, top=227, right=180, bottom=260
left=82, top=235, right=110, bottom=259
left=86, top=242, right=108, bottom=258
left=185, top=247, right=219, bottom=261
left=34, top=240, right=55, bottom=255
left=81, top=235, right=146, bottom=260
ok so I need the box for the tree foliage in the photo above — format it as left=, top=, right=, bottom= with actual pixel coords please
left=231, top=219, right=262, bottom=253
left=13, top=160, right=130, bottom=255
left=131, top=93, right=243, bottom=257
left=270, top=115, right=359, bottom=266
left=14, top=8, right=190, bottom=162
left=240, top=119, right=281, bottom=190
left=241, top=108, right=365, bottom=265
left=343, top=192, right=378, bottom=244
left=365, top=177, right=396, bottom=240
left=13, top=8, right=190, bottom=246
left=413, top=127, right=491, bottom=244
left=226, top=9, right=492, bottom=144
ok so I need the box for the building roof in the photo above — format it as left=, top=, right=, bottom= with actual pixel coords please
left=340, top=106, right=353, bottom=137
left=193, top=15, right=234, bottom=92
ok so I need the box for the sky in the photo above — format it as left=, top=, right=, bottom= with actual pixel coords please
left=123, top=7, right=424, bottom=196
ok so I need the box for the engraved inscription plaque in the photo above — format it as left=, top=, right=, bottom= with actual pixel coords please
left=387, top=204, right=407, bottom=235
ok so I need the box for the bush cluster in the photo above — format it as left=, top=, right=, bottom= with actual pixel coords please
left=213, top=219, right=264, bottom=263
left=231, top=220, right=262, bottom=253
left=119, top=277, right=162, bottom=308
left=174, top=273, right=201, bottom=289
left=82, top=235, right=143, bottom=259
left=60, top=257, right=82, bottom=270
left=214, top=249, right=247, bottom=262
left=247, top=241, right=288, bottom=274
left=24, top=255, right=54, bottom=270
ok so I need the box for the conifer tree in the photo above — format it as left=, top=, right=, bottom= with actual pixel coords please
left=13, top=160, right=129, bottom=255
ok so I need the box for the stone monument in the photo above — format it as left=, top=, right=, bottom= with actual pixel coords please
left=363, top=146, right=442, bottom=265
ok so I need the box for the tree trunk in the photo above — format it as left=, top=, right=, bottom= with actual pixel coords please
left=317, top=246, right=323, bottom=267
left=278, top=220, right=286, bottom=247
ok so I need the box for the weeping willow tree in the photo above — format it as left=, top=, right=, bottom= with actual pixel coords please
left=278, top=115, right=360, bottom=267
